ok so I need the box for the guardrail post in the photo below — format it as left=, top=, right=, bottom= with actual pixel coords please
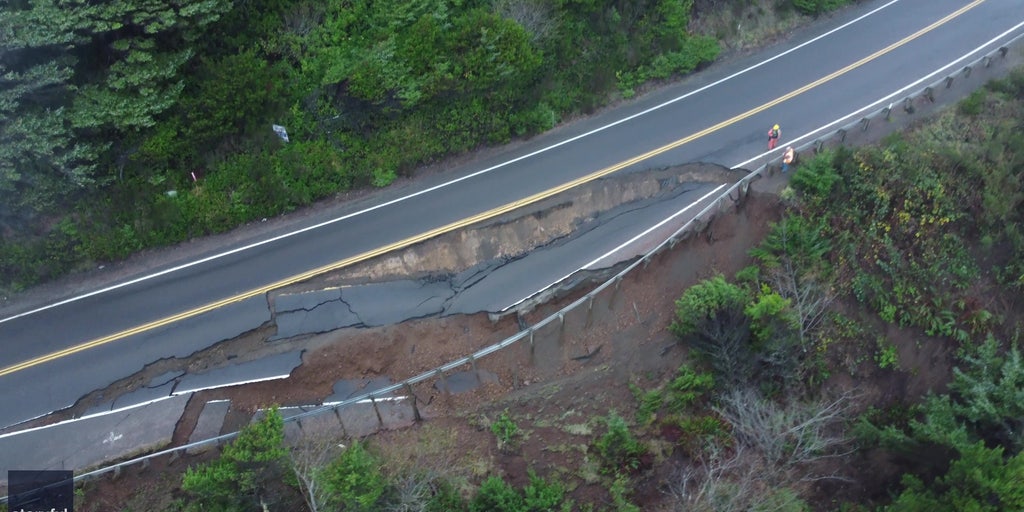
left=112, top=465, right=122, bottom=481
left=963, top=65, right=972, bottom=78
left=141, top=458, right=150, bottom=472
left=557, top=313, right=566, bottom=344
left=585, top=296, right=594, bottom=328
left=435, top=369, right=448, bottom=397
left=883, top=106, right=892, bottom=120
left=529, top=328, right=535, bottom=359
left=469, top=354, right=480, bottom=383
left=814, top=139, right=824, bottom=153
left=609, top=276, right=622, bottom=305
left=860, top=117, right=870, bottom=132
left=404, top=383, right=422, bottom=422
left=923, top=87, right=934, bottom=103
left=945, top=76, right=954, bottom=89
left=837, top=129, right=847, bottom=143
left=999, top=46, right=1008, bottom=58
left=169, top=448, right=182, bottom=464
left=903, top=97, right=915, bottom=114
left=690, top=217, right=703, bottom=235
left=368, top=394, right=384, bottom=427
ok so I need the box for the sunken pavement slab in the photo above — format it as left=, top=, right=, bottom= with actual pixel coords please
left=272, top=281, right=454, bottom=339
left=173, top=350, right=304, bottom=395
left=252, top=399, right=414, bottom=441
left=187, top=400, right=231, bottom=455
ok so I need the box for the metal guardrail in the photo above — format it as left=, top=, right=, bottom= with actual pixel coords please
left=2, top=30, right=1021, bottom=502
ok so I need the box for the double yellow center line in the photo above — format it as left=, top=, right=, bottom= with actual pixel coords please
left=0, top=0, right=984, bottom=378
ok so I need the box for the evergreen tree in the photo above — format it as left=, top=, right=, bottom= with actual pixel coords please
left=0, top=0, right=228, bottom=226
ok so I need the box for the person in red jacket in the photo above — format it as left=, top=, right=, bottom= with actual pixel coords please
left=768, top=124, right=781, bottom=150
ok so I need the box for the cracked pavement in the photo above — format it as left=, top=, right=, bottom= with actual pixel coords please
left=0, top=295, right=271, bottom=430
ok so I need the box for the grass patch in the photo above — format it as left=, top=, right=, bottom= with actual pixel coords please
left=562, top=423, right=594, bottom=436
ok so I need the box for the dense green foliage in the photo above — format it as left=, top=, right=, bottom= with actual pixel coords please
left=175, top=406, right=578, bottom=511
left=886, top=443, right=1024, bottom=512
left=671, top=266, right=824, bottom=393
left=594, top=411, right=647, bottom=473
left=0, top=0, right=229, bottom=227
left=785, top=71, right=1024, bottom=344
left=491, top=409, right=520, bottom=444
left=319, top=440, right=388, bottom=511
left=667, top=68, right=1024, bottom=509
left=182, top=407, right=288, bottom=511
left=791, top=0, right=848, bottom=15
left=670, top=275, right=754, bottom=386
left=855, top=336, right=1024, bottom=510
left=786, top=71, right=1024, bottom=508
left=468, top=471, right=570, bottom=512
left=0, top=0, right=724, bottom=293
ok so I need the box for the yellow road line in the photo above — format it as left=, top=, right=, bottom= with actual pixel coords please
left=0, top=0, right=983, bottom=378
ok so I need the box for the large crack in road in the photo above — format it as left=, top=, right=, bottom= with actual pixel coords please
left=270, top=163, right=740, bottom=338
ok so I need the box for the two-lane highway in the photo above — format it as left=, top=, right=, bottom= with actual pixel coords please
left=2, top=0, right=1022, bottom=429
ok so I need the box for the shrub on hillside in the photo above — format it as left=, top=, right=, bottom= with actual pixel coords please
left=792, top=0, right=847, bottom=15
left=595, top=412, right=647, bottom=473
left=789, top=151, right=840, bottom=203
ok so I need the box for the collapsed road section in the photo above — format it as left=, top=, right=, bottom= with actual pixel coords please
left=0, top=162, right=740, bottom=484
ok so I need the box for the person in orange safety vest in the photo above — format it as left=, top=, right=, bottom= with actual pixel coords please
left=782, top=146, right=795, bottom=173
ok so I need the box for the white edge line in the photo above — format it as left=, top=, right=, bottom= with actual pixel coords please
left=170, top=373, right=292, bottom=396
left=731, top=20, right=1024, bottom=169
left=498, top=183, right=728, bottom=313
left=0, top=388, right=405, bottom=440
left=0, top=395, right=179, bottom=440
left=582, top=183, right=728, bottom=270
left=264, top=396, right=408, bottom=411
left=0, top=0, right=902, bottom=326
left=316, top=396, right=408, bottom=407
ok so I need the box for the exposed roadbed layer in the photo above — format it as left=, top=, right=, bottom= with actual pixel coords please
left=282, top=163, right=741, bottom=289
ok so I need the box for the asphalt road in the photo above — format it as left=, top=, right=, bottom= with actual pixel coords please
left=1, top=0, right=1022, bottom=430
